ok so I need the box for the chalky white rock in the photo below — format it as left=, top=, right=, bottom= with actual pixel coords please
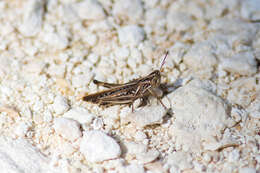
left=53, top=117, right=82, bottom=141
left=63, top=107, right=95, bottom=125
left=169, top=79, right=235, bottom=152
left=118, top=25, right=145, bottom=47
left=52, top=95, right=70, bottom=115
left=80, top=130, right=121, bottom=163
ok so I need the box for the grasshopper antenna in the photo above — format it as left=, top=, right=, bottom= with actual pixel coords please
left=160, top=51, right=169, bottom=72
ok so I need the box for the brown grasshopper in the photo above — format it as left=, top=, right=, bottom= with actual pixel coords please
left=83, top=51, right=169, bottom=112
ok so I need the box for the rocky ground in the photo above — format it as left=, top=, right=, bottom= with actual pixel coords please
left=0, top=0, right=259, bottom=173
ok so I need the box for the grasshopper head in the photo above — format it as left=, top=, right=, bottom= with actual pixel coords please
left=150, top=70, right=161, bottom=87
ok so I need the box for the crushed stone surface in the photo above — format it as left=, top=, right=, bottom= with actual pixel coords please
left=0, top=0, right=259, bottom=172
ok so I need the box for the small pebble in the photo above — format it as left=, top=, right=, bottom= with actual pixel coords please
left=53, top=117, right=82, bottom=141
left=76, top=0, right=106, bottom=21
left=239, top=167, right=256, bottom=173
left=52, top=95, right=70, bottom=115
left=63, top=107, right=95, bottom=125
left=113, top=0, right=143, bottom=23
left=125, top=164, right=145, bottom=173
left=136, top=149, right=160, bottom=164
left=124, top=105, right=167, bottom=128
left=118, top=25, right=145, bottom=47
left=220, top=52, right=257, bottom=75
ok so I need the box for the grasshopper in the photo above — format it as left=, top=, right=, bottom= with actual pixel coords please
left=83, top=51, right=169, bottom=112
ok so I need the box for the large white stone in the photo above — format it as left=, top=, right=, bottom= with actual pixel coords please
left=80, top=130, right=121, bottom=162
left=168, top=79, right=235, bottom=152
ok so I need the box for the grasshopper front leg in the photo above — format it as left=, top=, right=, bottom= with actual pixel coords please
left=148, top=88, right=167, bottom=109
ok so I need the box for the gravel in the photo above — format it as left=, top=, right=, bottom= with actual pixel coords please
left=0, top=0, right=259, bottom=172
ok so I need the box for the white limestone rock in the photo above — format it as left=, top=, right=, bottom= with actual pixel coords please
left=53, top=117, right=82, bottom=141
left=167, top=3, right=194, bottom=32
left=227, top=77, right=259, bottom=107
left=183, top=41, right=217, bottom=72
left=145, top=8, right=166, bottom=26
left=72, top=74, right=93, bottom=88
left=167, top=151, right=193, bottom=171
left=14, top=121, right=32, bottom=137
left=220, top=52, right=257, bottom=75
left=136, top=149, right=160, bottom=164
left=80, top=130, right=121, bottom=163
left=0, top=136, right=57, bottom=173
left=76, top=0, right=106, bottom=21
left=124, top=105, right=167, bottom=128
left=123, top=141, right=159, bottom=164
left=23, top=60, right=46, bottom=74
left=42, top=31, right=69, bottom=50
left=52, top=95, right=70, bottom=115
left=124, top=141, right=147, bottom=155
left=239, top=167, right=257, bottom=173
left=125, top=164, right=145, bottom=173
left=168, top=79, right=235, bottom=152
left=113, top=0, right=143, bottom=23
left=63, top=107, right=95, bottom=125
left=19, top=0, right=44, bottom=37
left=208, top=19, right=257, bottom=45
left=118, top=25, right=145, bottom=47
left=241, top=0, right=260, bottom=21
left=247, top=93, right=260, bottom=119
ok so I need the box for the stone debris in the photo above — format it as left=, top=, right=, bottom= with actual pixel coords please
left=0, top=0, right=259, bottom=172
left=52, top=95, right=70, bottom=115
left=247, top=93, right=260, bottom=119
left=227, top=77, right=259, bottom=107
left=14, top=121, right=32, bottom=137
left=53, top=117, right=82, bottom=142
left=166, top=151, right=193, bottom=172
left=18, top=0, right=44, bottom=37
left=239, top=167, right=257, bottom=173
left=136, top=149, right=160, bottom=164
left=118, top=25, right=145, bottom=47
left=80, top=130, right=121, bottom=163
left=0, top=136, right=59, bottom=173
left=124, top=164, right=145, bottom=173
left=123, top=105, right=168, bottom=128
left=63, top=107, right=95, bottom=125
left=183, top=41, right=217, bottom=72
left=168, top=79, right=236, bottom=152
left=123, top=141, right=159, bottom=164
left=241, top=0, right=260, bottom=20
left=113, top=0, right=143, bottom=23
left=75, top=0, right=106, bottom=21
left=220, top=52, right=257, bottom=76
